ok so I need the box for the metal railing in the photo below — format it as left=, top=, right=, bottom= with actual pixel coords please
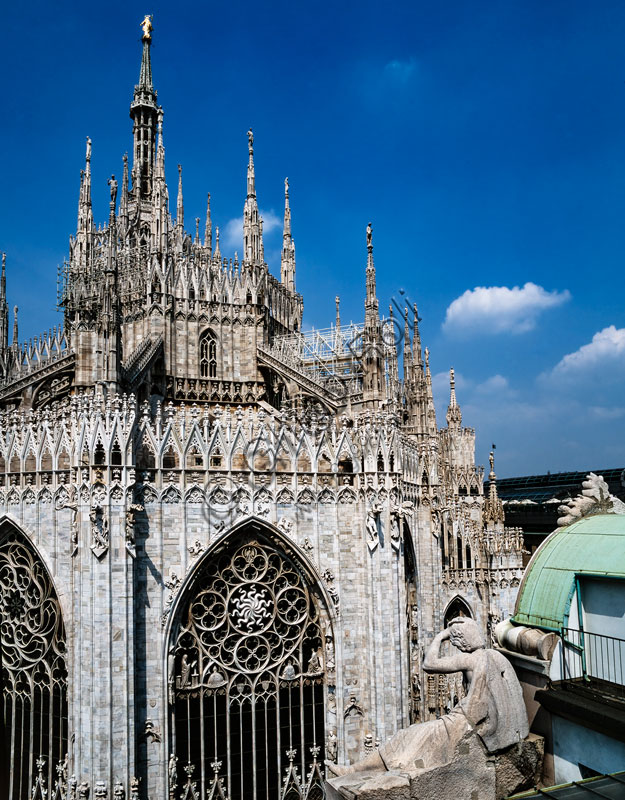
left=559, top=627, right=625, bottom=698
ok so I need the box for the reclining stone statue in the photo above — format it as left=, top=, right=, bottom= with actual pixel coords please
left=328, top=617, right=529, bottom=777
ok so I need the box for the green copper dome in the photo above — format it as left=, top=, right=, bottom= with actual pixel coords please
left=512, top=514, right=625, bottom=631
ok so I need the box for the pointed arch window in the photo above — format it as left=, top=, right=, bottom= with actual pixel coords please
left=199, top=329, right=217, bottom=379
left=1, top=526, right=68, bottom=800
left=168, top=529, right=327, bottom=800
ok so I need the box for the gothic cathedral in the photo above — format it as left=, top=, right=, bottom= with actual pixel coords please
left=1, top=19, right=524, bottom=800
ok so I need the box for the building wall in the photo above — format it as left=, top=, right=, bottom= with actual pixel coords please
left=552, top=716, right=625, bottom=784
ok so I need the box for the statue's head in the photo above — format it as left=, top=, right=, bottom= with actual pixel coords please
left=448, top=617, right=485, bottom=652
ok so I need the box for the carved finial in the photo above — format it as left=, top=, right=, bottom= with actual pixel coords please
left=366, top=221, right=373, bottom=250
left=247, top=128, right=254, bottom=153
left=285, top=176, right=289, bottom=196
left=86, top=137, right=91, bottom=163
left=450, top=367, right=457, bottom=405
left=140, top=14, right=153, bottom=40
left=489, top=450, right=495, bottom=475
left=214, top=226, right=221, bottom=260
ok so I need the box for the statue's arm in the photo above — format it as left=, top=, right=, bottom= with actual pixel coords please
left=422, top=629, right=469, bottom=674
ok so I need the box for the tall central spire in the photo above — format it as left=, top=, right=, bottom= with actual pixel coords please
left=130, top=15, right=159, bottom=198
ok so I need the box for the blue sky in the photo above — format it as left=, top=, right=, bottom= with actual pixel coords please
left=1, top=1, right=624, bottom=476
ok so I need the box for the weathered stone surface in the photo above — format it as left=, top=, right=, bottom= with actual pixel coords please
left=493, top=734, right=544, bottom=799
left=327, top=732, right=544, bottom=800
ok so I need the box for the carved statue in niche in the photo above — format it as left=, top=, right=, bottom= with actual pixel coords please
left=328, top=617, right=528, bottom=775
left=326, top=729, right=338, bottom=763
left=306, top=646, right=324, bottom=675
left=365, top=503, right=381, bottom=550
left=90, top=504, right=109, bottom=558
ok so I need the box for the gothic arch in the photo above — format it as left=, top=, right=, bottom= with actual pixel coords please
left=166, top=519, right=332, bottom=800
left=443, top=595, right=473, bottom=626
left=0, top=521, right=68, bottom=800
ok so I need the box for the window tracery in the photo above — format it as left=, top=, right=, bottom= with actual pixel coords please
left=1, top=528, right=68, bottom=800
left=200, top=330, right=217, bottom=378
left=169, top=532, right=326, bottom=800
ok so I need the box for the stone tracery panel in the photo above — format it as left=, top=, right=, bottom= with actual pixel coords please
left=169, top=528, right=327, bottom=800
left=0, top=527, right=68, bottom=800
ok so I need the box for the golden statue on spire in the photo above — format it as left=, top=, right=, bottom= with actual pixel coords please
left=141, top=15, right=153, bottom=40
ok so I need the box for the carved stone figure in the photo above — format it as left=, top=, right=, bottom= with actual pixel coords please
left=281, top=659, right=297, bottom=681
left=206, top=664, right=227, bottom=688
left=168, top=753, right=178, bottom=788
left=144, top=718, right=161, bottom=743
left=328, top=617, right=528, bottom=776
left=365, top=503, right=381, bottom=550
left=558, top=472, right=625, bottom=526
left=90, top=504, right=109, bottom=558
left=306, top=646, right=324, bottom=675
left=108, top=175, right=117, bottom=206
left=326, top=729, right=338, bottom=763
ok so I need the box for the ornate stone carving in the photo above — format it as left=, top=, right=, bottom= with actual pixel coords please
left=326, top=729, right=338, bottom=763
left=90, top=504, right=109, bottom=559
left=322, top=568, right=340, bottom=614
left=143, top=718, right=161, bottom=742
left=344, top=694, right=364, bottom=719
left=113, top=782, right=125, bottom=800
left=329, top=617, right=528, bottom=777
left=125, top=502, right=143, bottom=557
left=366, top=502, right=381, bottom=551
left=557, top=472, right=625, bottom=526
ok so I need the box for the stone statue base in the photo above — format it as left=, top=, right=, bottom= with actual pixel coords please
left=326, top=732, right=544, bottom=800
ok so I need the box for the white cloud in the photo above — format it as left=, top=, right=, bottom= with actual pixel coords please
left=589, top=405, right=625, bottom=420
left=474, top=375, right=510, bottom=394
left=552, top=326, right=625, bottom=376
left=222, top=210, right=282, bottom=254
left=443, top=282, right=570, bottom=335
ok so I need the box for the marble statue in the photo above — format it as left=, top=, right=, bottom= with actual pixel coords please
left=328, top=617, right=528, bottom=775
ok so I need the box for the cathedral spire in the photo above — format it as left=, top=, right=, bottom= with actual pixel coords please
left=412, top=302, right=423, bottom=369
left=446, top=367, right=462, bottom=429
left=78, top=137, right=93, bottom=220
left=365, top=223, right=378, bottom=316
left=425, top=347, right=438, bottom=434
left=281, top=178, right=296, bottom=291
left=484, top=449, right=505, bottom=528
left=335, top=296, right=341, bottom=330
left=0, top=253, right=8, bottom=352
left=176, top=164, right=184, bottom=230
left=362, top=223, right=384, bottom=407
left=403, top=307, right=412, bottom=380
left=204, top=193, right=212, bottom=255
left=243, top=129, right=261, bottom=264
left=76, top=137, right=93, bottom=269
left=120, top=153, right=129, bottom=224
left=12, top=305, right=18, bottom=349
left=214, top=226, right=221, bottom=261
left=155, top=108, right=165, bottom=180
left=130, top=15, right=159, bottom=198
left=247, top=127, right=256, bottom=199
left=138, top=15, right=154, bottom=90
